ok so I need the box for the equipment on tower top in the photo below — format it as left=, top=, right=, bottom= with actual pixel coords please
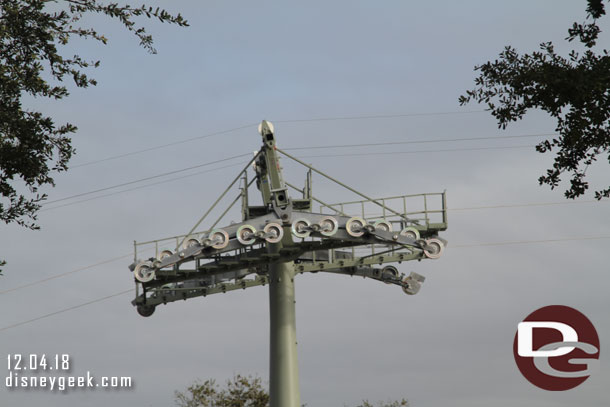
left=128, top=120, right=447, bottom=317
left=127, top=120, right=448, bottom=407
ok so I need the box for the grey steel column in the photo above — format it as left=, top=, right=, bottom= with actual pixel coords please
left=269, top=260, right=300, bottom=407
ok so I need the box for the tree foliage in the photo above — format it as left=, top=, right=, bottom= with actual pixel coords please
left=0, top=0, right=188, bottom=272
left=174, top=374, right=409, bottom=407
left=459, top=0, right=610, bottom=199
left=174, top=375, right=270, bottom=407
left=353, top=399, right=409, bottom=407
left=0, top=1, right=188, bottom=229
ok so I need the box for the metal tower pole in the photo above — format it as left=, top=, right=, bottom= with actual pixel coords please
left=256, top=120, right=301, bottom=407
left=129, top=119, right=449, bottom=407
left=269, top=255, right=300, bottom=407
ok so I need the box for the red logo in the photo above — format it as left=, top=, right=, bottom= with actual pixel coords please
left=513, top=305, right=600, bottom=391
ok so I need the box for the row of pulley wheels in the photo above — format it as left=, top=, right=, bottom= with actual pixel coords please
left=134, top=216, right=443, bottom=283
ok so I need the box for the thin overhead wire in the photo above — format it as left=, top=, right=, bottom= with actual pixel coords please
left=342, top=199, right=608, bottom=219
left=43, top=153, right=252, bottom=206
left=7, top=134, right=606, bottom=299
left=450, top=200, right=607, bottom=211
left=70, top=123, right=258, bottom=168
left=176, top=152, right=260, bottom=250
left=0, top=112, right=599, bottom=331
left=0, top=254, right=132, bottom=295
left=69, top=110, right=488, bottom=169
left=274, top=109, right=487, bottom=123
left=283, top=133, right=554, bottom=151
left=278, top=147, right=410, bottom=221
left=296, top=144, right=535, bottom=159
left=1, top=235, right=608, bottom=333
left=40, top=161, right=248, bottom=212
left=0, top=290, right=132, bottom=332
left=452, top=236, right=610, bottom=248
left=42, top=143, right=542, bottom=211
left=6, top=198, right=607, bottom=296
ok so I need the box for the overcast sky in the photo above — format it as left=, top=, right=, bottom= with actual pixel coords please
left=1, top=1, right=608, bottom=406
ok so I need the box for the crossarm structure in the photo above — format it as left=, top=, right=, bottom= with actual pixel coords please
left=127, top=120, right=448, bottom=407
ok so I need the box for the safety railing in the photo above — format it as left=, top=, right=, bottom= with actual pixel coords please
left=319, top=191, right=447, bottom=231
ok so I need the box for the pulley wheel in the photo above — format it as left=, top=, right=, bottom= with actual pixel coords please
left=346, top=216, right=367, bottom=237
left=236, top=225, right=257, bottom=245
left=209, top=229, right=230, bottom=249
left=134, top=261, right=155, bottom=283
left=373, top=220, right=392, bottom=232
left=423, top=238, right=444, bottom=259
left=291, top=218, right=311, bottom=239
left=137, top=304, right=156, bottom=317
left=157, top=249, right=173, bottom=261
left=319, top=216, right=339, bottom=236
left=400, top=226, right=420, bottom=241
left=381, top=265, right=399, bottom=284
left=264, top=222, right=284, bottom=244
left=182, top=238, right=200, bottom=250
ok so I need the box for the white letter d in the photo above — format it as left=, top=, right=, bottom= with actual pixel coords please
left=518, top=322, right=578, bottom=357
